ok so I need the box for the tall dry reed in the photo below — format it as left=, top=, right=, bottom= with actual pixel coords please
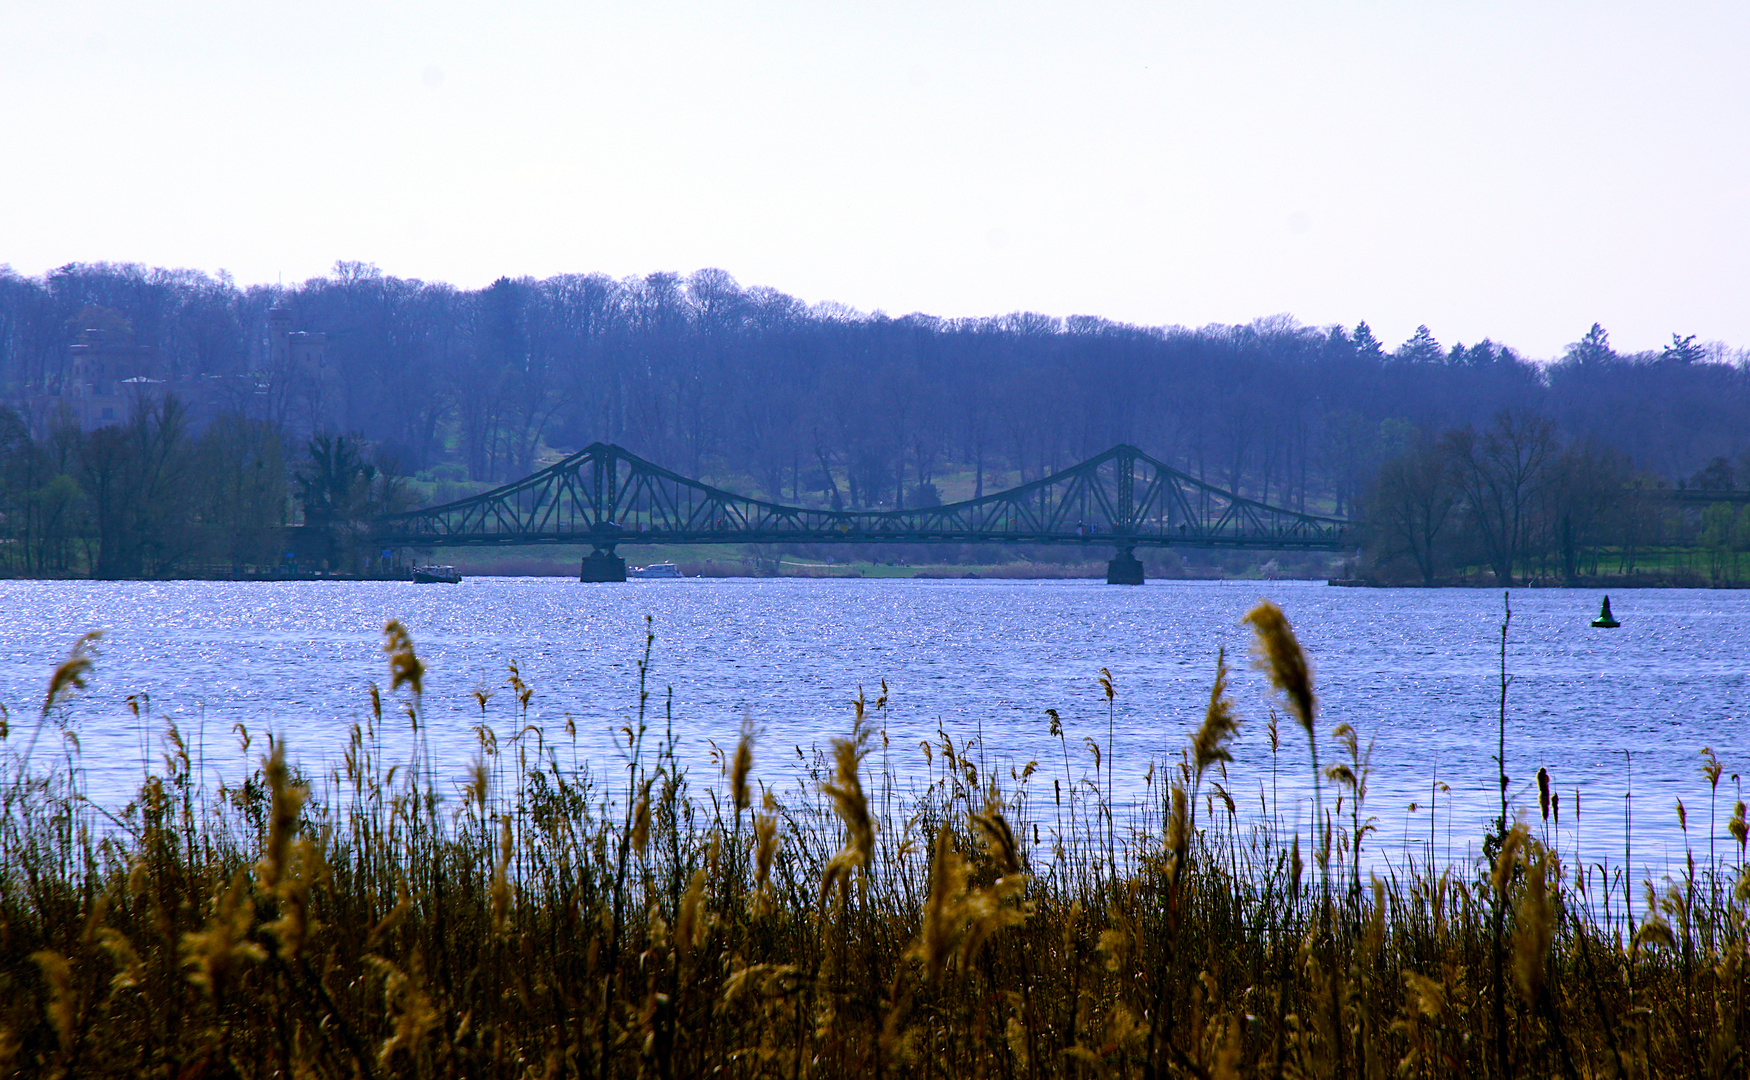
left=0, top=609, right=1744, bottom=1079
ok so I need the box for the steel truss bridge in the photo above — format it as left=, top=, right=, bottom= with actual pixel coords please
left=374, top=443, right=1348, bottom=582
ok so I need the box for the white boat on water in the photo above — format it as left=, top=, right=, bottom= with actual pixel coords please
left=627, top=562, right=684, bottom=579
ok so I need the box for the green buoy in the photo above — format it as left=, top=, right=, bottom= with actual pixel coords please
left=1591, top=595, right=1620, bottom=628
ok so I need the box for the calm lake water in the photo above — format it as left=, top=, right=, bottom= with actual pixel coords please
left=1, top=577, right=1743, bottom=884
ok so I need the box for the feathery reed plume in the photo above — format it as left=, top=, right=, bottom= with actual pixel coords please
left=506, top=658, right=533, bottom=714
left=490, top=815, right=513, bottom=933
left=382, top=620, right=423, bottom=698
left=181, top=870, right=267, bottom=999
left=1363, top=875, right=1387, bottom=962
left=30, top=950, right=75, bottom=1054
left=730, top=710, right=755, bottom=816
left=971, top=801, right=1023, bottom=879
left=464, top=754, right=489, bottom=816
left=1192, top=646, right=1240, bottom=786
left=1164, top=779, right=1190, bottom=885
left=752, top=789, right=780, bottom=909
left=965, top=797, right=1033, bottom=966
left=42, top=630, right=101, bottom=717
left=1729, top=800, right=1747, bottom=858
left=263, top=838, right=315, bottom=962
left=1702, top=747, right=1723, bottom=789
left=819, top=717, right=874, bottom=908
left=1243, top=601, right=1314, bottom=733
left=1324, top=762, right=1357, bottom=789
left=676, top=866, right=709, bottom=964
left=907, top=823, right=968, bottom=982
left=368, top=952, right=440, bottom=1070
left=1537, top=767, right=1551, bottom=824
left=956, top=867, right=1028, bottom=972
left=96, top=925, right=144, bottom=996
left=1098, top=666, right=1117, bottom=869
left=257, top=739, right=306, bottom=891
left=631, top=783, right=652, bottom=861
left=1513, top=844, right=1555, bottom=1001
left=1246, top=599, right=1326, bottom=912
left=254, top=738, right=315, bottom=961
left=1491, top=822, right=1526, bottom=896
left=1633, top=911, right=1676, bottom=956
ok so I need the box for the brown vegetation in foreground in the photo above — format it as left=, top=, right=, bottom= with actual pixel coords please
left=1, top=611, right=1746, bottom=1078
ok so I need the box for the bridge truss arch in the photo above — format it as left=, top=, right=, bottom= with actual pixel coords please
left=374, top=443, right=1348, bottom=554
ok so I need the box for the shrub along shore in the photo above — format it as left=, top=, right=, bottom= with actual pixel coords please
left=2, top=610, right=1745, bottom=1079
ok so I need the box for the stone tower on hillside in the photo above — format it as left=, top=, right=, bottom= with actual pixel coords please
left=267, top=305, right=331, bottom=431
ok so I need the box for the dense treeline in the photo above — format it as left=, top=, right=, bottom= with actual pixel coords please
left=2, top=261, right=1748, bottom=577
left=1365, top=412, right=1670, bottom=586
left=0, top=399, right=400, bottom=577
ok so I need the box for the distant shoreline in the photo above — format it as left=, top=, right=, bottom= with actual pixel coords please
left=1330, top=574, right=1748, bottom=589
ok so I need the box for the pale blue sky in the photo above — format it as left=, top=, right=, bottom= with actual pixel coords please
left=3, top=1, right=1746, bottom=357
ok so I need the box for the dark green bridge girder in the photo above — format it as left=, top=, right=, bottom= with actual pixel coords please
left=373, top=443, right=1350, bottom=552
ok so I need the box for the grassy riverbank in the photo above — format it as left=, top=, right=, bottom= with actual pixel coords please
left=1, top=614, right=1744, bottom=1078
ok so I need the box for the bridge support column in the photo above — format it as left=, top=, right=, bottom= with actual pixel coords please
left=579, top=547, right=626, bottom=582
left=1106, top=545, right=1145, bottom=585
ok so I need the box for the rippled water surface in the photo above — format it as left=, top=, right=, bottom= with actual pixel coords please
left=2, top=577, right=1743, bottom=880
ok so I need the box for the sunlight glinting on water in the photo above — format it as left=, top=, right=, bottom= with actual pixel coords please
left=1, top=577, right=1743, bottom=888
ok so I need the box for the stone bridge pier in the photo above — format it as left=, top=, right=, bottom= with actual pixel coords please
left=579, top=523, right=627, bottom=581
left=579, top=547, right=626, bottom=582
left=1106, top=544, right=1145, bottom=585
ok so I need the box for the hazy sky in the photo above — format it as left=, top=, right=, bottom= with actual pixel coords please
left=4, top=1, right=1747, bottom=358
